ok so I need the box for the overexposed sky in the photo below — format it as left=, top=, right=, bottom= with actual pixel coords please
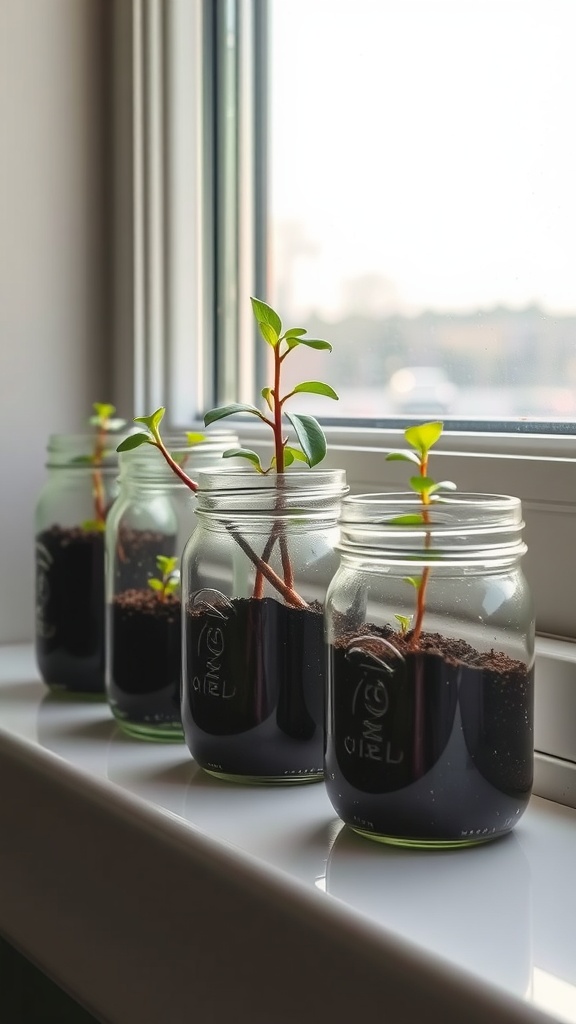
left=270, top=0, right=576, bottom=318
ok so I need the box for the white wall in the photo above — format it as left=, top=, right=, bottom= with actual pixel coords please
left=0, top=0, right=112, bottom=642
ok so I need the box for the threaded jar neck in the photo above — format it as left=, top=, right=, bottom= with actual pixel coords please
left=194, top=468, right=348, bottom=519
left=45, top=432, right=128, bottom=469
left=338, top=492, right=526, bottom=567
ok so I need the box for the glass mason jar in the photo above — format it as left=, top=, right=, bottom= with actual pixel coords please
left=325, top=493, right=535, bottom=848
left=181, top=468, right=348, bottom=784
left=105, top=432, right=238, bottom=741
left=35, top=433, right=123, bottom=696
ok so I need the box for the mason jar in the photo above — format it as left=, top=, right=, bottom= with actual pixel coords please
left=325, top=492, right=535, bottom=847
left=105, top=432, right=238, bottom=741
left=35, top=433, right=122, bottom=696
left=181, top=468, right=348, bottom=783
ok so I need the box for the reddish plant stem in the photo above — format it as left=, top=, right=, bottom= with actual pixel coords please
left=411, top=452, right=431, bottom=647
left=152, top=436, right=304, bottom=608
left=91, top=424, right=107, bottom=525
left=227, top=526, right=308, bottom=609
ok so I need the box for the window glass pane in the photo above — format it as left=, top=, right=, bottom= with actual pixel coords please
left=268, top=0, right=576, bottom=426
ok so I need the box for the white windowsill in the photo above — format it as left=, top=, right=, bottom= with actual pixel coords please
left=1, top=644, right=576, bottom=1024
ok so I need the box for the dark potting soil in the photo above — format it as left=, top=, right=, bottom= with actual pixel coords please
left=35, top=526, right=106, bottom=694
left=108, top=590, right=182, bottom=734
left=325, top=621, right=534, bottom=843
left=114, top=528, right=176, bottom=592
left=182, top=596, right=325, bottom=782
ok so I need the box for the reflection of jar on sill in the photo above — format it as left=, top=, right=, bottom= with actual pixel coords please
left=104, top=432, right=238, bottom=742
left=35, top=433, right=122, bottom=698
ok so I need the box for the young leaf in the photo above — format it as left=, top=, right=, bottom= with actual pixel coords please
left=250, top=297, right=282, bottom=336
left=156, top=555, right=178, bottom=574
left=204, top=403, right=263, bottom=427
left=395, top=614, right=412, bottom=634
left=148, top=578, right=164, bottom=592
left=291, top=381, right=339, bottom=400
left=387, top=514, right=426, bottom=526
left=403, top=576, right=422, bottom=590
left=82, top=519, right=106, bottom=533
left=404, top=421, right=443, bottom=456
left=71, top=454, right=95, bottom=466
left=429, top=480, right=457, bottom=494
left=285, top=412, right=327, bottom=468
left=284, top=328, right=307, bottom=339
left=134, top=407, right=166, bottom=435
left=186, top=432, right=205, bottom=446
left=117, top=432, right=150, bottom=452
left=164, top=577, right=179, bottom=596
left=258, top=321, right=280, bottom=348
left=410, top=476, right=436, bottom=494
left=92, top=402, right=116, bottom=421
left=261, top=387, right=274, bottom=411
left=223, top=447, right=266, bottom=473
left=286, top=337, right=332, bottom=352
left=283, top=446, right=308, bottom=463
left=385, top=451, right=420, bottom=465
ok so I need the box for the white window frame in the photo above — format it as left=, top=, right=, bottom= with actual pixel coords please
left=110, top=0, right=576, bottom=808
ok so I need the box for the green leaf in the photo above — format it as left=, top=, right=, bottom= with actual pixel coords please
left=284, top=446, right=308, bottom=463
left=261, top=387, right=274, bottom=411
left=282, top=449, right=295, bottom=468
left=292, top=381, right=339, bottom=400
left=71, top=454, right=95, bottom=465
left=410, top=475, right=436, bottom=493
left=385, top=451, right=420, bottom=465
left=403, top=576, right=422, bottom=589
left=186, top=432, right=205, bottom=446
left=156, top=555, right=178, bottom=575
left=92, top=402, right=115, bottom=421
left=387, top=514, right=426, bottom=526
left=284, top=328, right=307, bottom=338
left=164, top=578, right=179, bottom=596
left=116, top=432, right=151, bottom=452
left=287, top=337, right=332, bottom=352
left=250, top=297, right=282, bottom=337
left=82, top=519, right=106, bottom=533
left=204, top=403, right=262, bottom=426
left=258, top=321, right=279, bottom=347
left=285, top=412, right=327, bottom=468
left=148, top=578, right=164, bottom=592
left=395, top=614, right=412, bottom=632
left=134, top=407, right=166, bottom=435
left=223, top=448, right=265, bottom=473
left=429, top=480, right=457, bottom=494
left=404, top=421, right=443, bottom=456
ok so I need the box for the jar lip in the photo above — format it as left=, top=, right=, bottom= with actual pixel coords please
left=46, top=432, right=130, bottom=467
left=340, top=492, right=521, bottom=519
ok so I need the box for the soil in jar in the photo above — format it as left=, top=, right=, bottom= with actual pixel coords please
left=108, top=589, right=182, bottom=740
left=325, top=620, right=534, bottom=846
left=35, top=525, right=105, bottom=695
left=182, top=596, right=325, bottom=783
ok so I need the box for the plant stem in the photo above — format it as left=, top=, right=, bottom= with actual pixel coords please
left=91, top=423, right=107, bottom=525
left=411, top=452, right=431, bottom=647
left=227, top=525, right=308, bottom=609
left=150, top=435, right=305, bottom=608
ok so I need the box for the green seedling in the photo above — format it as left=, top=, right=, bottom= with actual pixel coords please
left=148, top=555, right=180, bottom=602
left=386, top=421, right=456, bottom=646
left=205, top=296, right=337, bottom=474
left=117, top=297, right=338, bottom=608
left=78, top=403, right=126, bottom=531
